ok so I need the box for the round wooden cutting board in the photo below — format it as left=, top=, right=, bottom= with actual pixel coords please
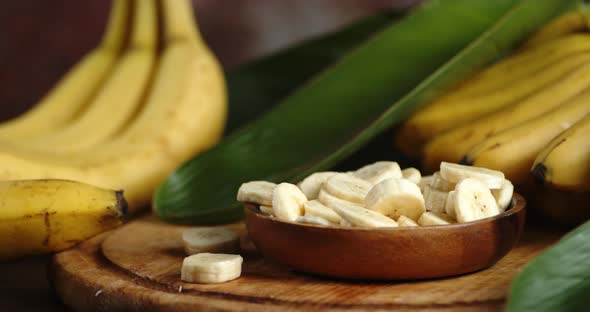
left=50, top=214, right=561, bottom=311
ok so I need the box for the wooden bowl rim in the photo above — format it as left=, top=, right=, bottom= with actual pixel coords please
left=245, top=193, right=526, bottom=232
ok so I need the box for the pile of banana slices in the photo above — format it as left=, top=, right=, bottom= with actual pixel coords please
left=238, top=161, right=513, bottom=227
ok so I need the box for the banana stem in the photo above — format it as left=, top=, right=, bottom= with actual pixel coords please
left=100, top=0, right=131, bottom=51
left=130, top=0, right=158, bottom=48
left=161, top=0, right=201, bottom=42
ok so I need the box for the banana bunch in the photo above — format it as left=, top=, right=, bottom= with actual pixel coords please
left=0, top=0, right=226, bottom=212
left=396, top=11, right=590, bottom=225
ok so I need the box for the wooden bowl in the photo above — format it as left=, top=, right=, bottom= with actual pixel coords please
left=244, top=193, right=526, bottom=280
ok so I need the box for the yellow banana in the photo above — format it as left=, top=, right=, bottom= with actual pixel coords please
left=397, top=35, right=590, bottom=156
left=422, top=56, right=590, bottom=172
left=23, top=0, right=157, bottom=151
left=0, top=179, right=125, bottom=260
left=0, top=0, right=129, bottom=139
left=437, top=34, right=590, bottom=100
left=522, top=11, right=590, bottom=48
left=462, top=90, right=590, bottom=184
left=532, top=114, right=590, bottom=192
left=0, top=0, right=226, bottom=213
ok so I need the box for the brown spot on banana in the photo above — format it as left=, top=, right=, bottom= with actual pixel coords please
left=42, top=210, right=50, bottom=247
left=97, top=214, right=122, bottom=227
left=115, top=190, right=128, bottom=220
left=39, top=209, right=58, bottom=247
left=531, top=163, right=548, bottom=184
left=487, top=143, right=502, bottom=150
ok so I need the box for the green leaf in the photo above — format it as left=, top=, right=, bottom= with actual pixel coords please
left=155, top=0, right=573, bottom=224
left=225, top=13, right=401, bottom=133
left=507, top=221, right=590, bottom=312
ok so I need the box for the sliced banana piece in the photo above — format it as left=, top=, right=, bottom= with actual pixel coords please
left=365, top=178, right=425, bottom=220
left=181, top=253, right=243, bottom=284
left=440, top=162, right=505, bottom=189
left=182, top=228, right=241, bottom=256
left=418, top=212, right=455, bottom=226
left=329, top=200, right=398, bottom=228
left=418, top=174, right=434, bottom=193
left=323, top=173, right=372, bottom=204
left=401, top=167, right=421, bottom=184
left=353, top=161, right=402, bottom=185
left=445, top=190, right=457, bottom=218
left=318, top=189, right=356, bottom=208
left=454, top=178, right=500, bottom=223
left=430, top=172, right=456, bottom=192
left=296, top=215, right=334, bottom=226
left=303, top=199, right=343, bottom=224
left=423, top=185, right=448, bottom=213
left=397, top=215, right=419, bottom=227
left=237, top=181, right=276, bottom=206
left=272, top=183, right=307, bottom=222
left=492, top=179, right=514, bottom=212
left=259, top=205, right=274, bottom=216
left=298, top=171, right=338, bottom=199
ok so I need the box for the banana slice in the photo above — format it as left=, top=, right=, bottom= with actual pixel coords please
left=259, top=205, right=274, bottom=216
left=237, top=181, right=276, bottom=206
left=431, top=172, right=456, bottom=192
left=182, top=228, right=241, bottom=255
left=440, top=162, right=505, bottom=189
left=418, top=212, right=455, bottom=226
left=365, top=178, right=425, bottom=220
left=397, top=215, right=419, bottom=227
left=296, top=215, right=334, bottom=226
left=454, top=178, right=500, bottom=223
left=423, top=185, right=448, bottom=213
left=329, top=200, right=398, bottom=228
left=418, top=174, right=435, bottom=192
left=323, top=173, right=372, bottom=204
left=181, top=253, right=243, bottom=284
left=353, top=161, right=403, bottom=185
left=492, top=179, right=514, bottom=212
left=298, top=171, right=338, bottom=199
left=445, top=190, right=457, bottom=218
left=318, top=189, right=356, bottom=208
left=401, top=167, right=421, bottom=184
left=272, top=183, right=307, bottom=222
left=303, top=199, right=343, bottom=224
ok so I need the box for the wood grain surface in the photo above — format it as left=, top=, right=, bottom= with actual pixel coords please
left=50, top=214, right=562, bottom=311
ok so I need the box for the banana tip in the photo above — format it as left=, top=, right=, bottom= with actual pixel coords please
left=116, top=190, right=128, bottom=221
left=531, top=163, right=547, bottom=184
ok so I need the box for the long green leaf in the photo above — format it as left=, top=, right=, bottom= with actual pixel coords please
left=507, top=221, right=590, bottom=311
left=225, top=13, right=401, bottom=133
left=155, top=0, right=572, bottom=224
